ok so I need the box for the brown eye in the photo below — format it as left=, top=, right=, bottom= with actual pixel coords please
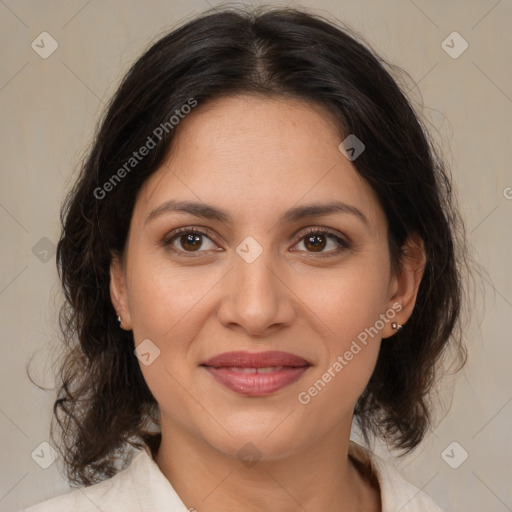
left=164, top=228, right=218, bottom=254
left=180, top=233, right=203, bottom=252
left=304, top=233, right=327, bottom=252
left=293, top=229, right=350, bottom=255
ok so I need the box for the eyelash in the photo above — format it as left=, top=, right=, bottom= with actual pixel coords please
left=162, top=226, right=351, bottom=258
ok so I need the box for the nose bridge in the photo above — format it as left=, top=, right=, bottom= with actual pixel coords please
left=217, top=239, right=294, bottom=335
left=237, top=246, right=275, bottom=295
left=234, top=242, right=280, bottom=310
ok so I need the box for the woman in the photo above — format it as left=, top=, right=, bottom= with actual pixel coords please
left=22, top=5, right=467, bottom=511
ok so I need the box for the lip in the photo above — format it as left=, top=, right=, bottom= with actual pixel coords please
left=202, top=350, right=310, bottom=368
left=201, top=350, right=311, bottom=397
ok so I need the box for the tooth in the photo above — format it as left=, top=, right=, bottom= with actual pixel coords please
left=229, top=367, right=257, bottom=374
left=226, top=366, right=285, bottom=374
left=256, top=366, right=283, bottom=373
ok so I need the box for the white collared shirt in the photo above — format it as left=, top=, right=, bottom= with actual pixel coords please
left=20, top=443, right=443, bottom=512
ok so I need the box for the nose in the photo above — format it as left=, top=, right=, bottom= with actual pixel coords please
left=216, top=247, right=296, bottom=337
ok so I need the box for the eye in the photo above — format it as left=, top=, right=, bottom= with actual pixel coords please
left=292, top=228, right=350, bottom=256
left=163, top=226, right=351, bottom=258
left=163, top=227, right=219, bottom=255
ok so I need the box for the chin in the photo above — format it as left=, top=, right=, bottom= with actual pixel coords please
left=197, top=413, right=313, bottom=463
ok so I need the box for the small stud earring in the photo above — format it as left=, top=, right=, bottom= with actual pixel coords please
left=391, top=322, right=402, bottom=330
left=117, top=315, right=122, bottom=326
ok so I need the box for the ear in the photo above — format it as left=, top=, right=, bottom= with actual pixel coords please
left=110, top=254, right=132, bottom=330
left=383, top=234, right=426, bottom=338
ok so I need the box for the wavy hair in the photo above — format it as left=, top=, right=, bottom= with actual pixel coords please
left=48, top=5, right=469, bottom=486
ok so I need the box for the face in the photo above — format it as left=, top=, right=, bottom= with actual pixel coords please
left=111, top=94, right=413, bottom=461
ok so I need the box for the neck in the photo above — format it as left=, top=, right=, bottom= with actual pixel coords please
left=152, top=421, right=380, bottom=512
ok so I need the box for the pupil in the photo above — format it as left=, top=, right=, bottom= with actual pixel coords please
left=179, top=233, right=328, bottom=253
left=306, top=234, right=326, bottom=252
left=182, top=233, right=201, bottom=251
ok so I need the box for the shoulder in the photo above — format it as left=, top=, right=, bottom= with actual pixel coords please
left=349, top=442, right=444, bottom=512
left=19, top=448, right=186, bottom=512
left=20, top=454, right=140, bottom=512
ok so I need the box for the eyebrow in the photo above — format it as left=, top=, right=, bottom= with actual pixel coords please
left=145, top=199, right=369, bottom=227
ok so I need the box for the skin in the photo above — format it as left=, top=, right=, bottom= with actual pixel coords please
left=110, top=94, right=426, bottom=512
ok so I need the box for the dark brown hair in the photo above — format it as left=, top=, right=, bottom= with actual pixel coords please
left=49, top=5, right=468, bottom=486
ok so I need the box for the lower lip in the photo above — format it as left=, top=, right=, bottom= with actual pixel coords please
left=203, top=366, right=309, bottom=397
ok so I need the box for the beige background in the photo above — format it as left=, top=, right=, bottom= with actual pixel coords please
left=1, top=0, right=511, bottom=510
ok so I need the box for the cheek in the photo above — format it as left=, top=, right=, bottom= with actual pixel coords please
left=303, top=254, right=391, bottom=345
left=126, top=256, right=219, bottom=434
left=295, top=285, right=384, bottom=429
left=126, top=252, right=220, bottom=343
left=125, top=254, right=220, bottom=405
left=294, top=256, right=389, bottom=407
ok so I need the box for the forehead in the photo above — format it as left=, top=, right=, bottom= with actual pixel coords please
left=134, top=94, right=385, bottom=232
left=170, top=93, right=343, bottom=163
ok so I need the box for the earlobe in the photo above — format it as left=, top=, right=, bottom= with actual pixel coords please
left=384, top=235, right=426, bottom=338
left=110, top=255, right=132, bottom=330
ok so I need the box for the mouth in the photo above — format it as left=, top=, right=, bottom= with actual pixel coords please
left=201, top=350, right=311, bottom=397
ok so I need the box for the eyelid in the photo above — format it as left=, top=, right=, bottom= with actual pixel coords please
left=163, top=225, right=349, bottom=247
left=163, top=225, right=215, bottom=244
left=290, top=226, right=351, bottom=257
left=162, top=224, right=351, bottom=260
left=292, top=225, right=349, bottom=244
left=162, top=226, right=221, bottom=255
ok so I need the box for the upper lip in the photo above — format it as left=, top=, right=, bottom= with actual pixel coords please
left=201, top=350, right=310, bottom=368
